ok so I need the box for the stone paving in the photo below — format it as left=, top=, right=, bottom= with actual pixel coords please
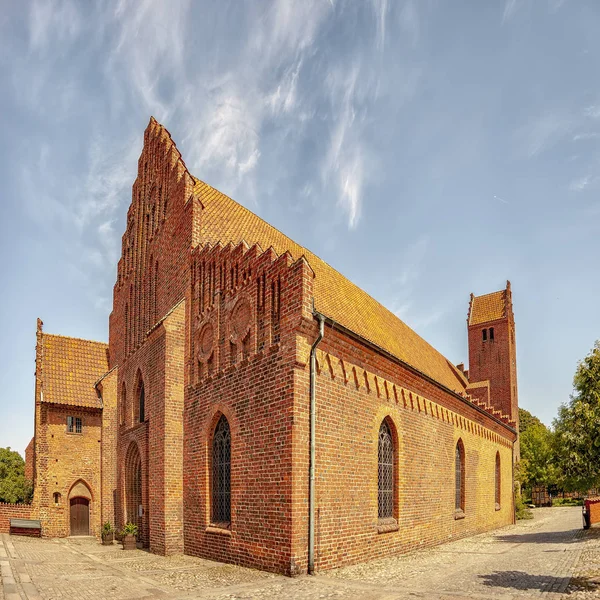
left=0, top=507, right=598, bottom=599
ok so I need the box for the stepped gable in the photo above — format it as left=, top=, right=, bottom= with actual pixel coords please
left=39, top=333, right=109, bottom=409
left=468, top=289, right=507, bottom=325
left=194, top=178, right=468, bottom=394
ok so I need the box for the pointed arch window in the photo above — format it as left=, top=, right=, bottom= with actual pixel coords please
left=212, top=415, right=231, bottom=525
left=455, top=439, right=465, bottom=516
left=378, top=420, right=394, bottom=520
left=120, top=382, right=126, bottom=426
left=137, top=379, right=145, bottom=423
left=495, top=451, right=501, bottom=510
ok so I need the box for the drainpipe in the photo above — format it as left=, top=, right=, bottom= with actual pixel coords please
left=308, top=311, right=325, bottom=575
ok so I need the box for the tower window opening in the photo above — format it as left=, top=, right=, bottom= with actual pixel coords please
left=489, top=327, right=494, bottom=341
left=482, top=329, right=487, bottom=342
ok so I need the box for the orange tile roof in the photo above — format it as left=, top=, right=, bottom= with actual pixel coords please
left=41, top=334, right=109, bottom=409
left=195, top=179, right=468, bottom=393
left=469, top=290, right=506, bottom=326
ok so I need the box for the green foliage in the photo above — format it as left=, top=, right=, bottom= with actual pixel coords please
left=553, top=341, right=600, bottom=492
left=552, top=497, right=583, bottom=507
left=519, top=408, right=544, bottom=434
left=102, top=522, right=114, bottom=535
left=515, top=485, right=533, bottom=520
left=0, top=447, right=33, bottom=504
left=121, top=522, right=138, bottom=536
left=518, top=409, right=557, bottom=491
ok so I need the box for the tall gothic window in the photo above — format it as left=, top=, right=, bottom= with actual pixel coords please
left=138, top=379, right=145, bottom=423
left=212, top=415, right=231, bottom=525
left=455, top=440, right=465, bottom=513
left=120, top=382, right=126, bottom=426
left=495, top=452, right=501, bottom=509
left=378, top=419, right=394, bottom=520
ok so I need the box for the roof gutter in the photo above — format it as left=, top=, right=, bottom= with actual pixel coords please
left=317, top=313, right=516, bottom=436
left=308, top=311, right=325, bottom=575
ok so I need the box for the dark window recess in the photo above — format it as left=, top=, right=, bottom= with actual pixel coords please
left=67, top=416, right=82, bottom=434
left=495, top=452, right=501, bottom=508
left=138, top=381, right=145, bottom=423
left=455, top=441, right=465, bottom=511
left=212, top=415, right=231, bottom=525
left=482, top=328, right=487, bottom=341
left=489, top=327, right=494, bottom=341
left=378, top=420, right=394, bottom=519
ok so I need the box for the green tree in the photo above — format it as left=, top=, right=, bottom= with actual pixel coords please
left=518, top=408, right=557, bottom=492
left=553, top=341, right=600, bottom=492
left=0, top=447, right=32, bottom=504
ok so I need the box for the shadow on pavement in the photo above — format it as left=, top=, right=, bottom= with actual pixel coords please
left=494, top=530, right=581, bottom=544
left=479, top=571, right=569, bottom=592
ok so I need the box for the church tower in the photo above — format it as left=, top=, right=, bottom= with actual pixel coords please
left=467, top=281, right=518, bottom=430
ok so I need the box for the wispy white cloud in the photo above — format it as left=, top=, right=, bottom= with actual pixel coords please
left=371, top=0, right=389, bottom=50
left=502, top=0, right=521, bottom=23
left=398, top=0, right=419, bottom=45
left=584, top=104, right=600, bottom=119
left=572, top=132, right=600, bottom=141
left=28, top=0, right=83, bottom=52
left=569, top=175, right=598, bottom=192
left=519, top=112, right=572, bottom=158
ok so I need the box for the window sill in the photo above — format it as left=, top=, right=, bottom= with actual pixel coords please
left=377, top=518, right=399, bottom=534
left=495, top=503, right=501, bottom=511
left=206, top=524, right=232, bottom=536
left=454, top=510, right=465, bottom=520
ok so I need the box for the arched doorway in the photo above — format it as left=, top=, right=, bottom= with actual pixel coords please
left=68, top=480, right=92, bottom=536
left=70, top=497, right=90, bottom=536
left=125, top=442, right=143, bottom=539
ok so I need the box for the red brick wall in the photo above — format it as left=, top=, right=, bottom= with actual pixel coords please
left=99, top=368, right=119, bottom=529
left=35, top=405, right=102, bottom=537
left=289, top=322, right=516, bottom=573
left=115, top=302, right=185, bottom=554
left=587, top=499, right=600, bottom=525
left=24, top=437, right=34, bottom=482
left=0, top=503, right=33, bottom=533
left=468, top=287, right=518, bottom=430
left=183, top=242, right=314, bottom=575
left=108, top=118, right=199, bottom=372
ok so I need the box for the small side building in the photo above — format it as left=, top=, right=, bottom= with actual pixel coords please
left=31, top=320, right=110, bottom=537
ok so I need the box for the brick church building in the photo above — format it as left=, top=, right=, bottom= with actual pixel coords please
left=24, top=118, right=519, bottom=575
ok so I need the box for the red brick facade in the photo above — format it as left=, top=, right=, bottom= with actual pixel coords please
left=22, top=118, right=518, bottom=574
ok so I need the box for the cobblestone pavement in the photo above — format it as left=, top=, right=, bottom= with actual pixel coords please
left=0, top=507, right=598, bottom=599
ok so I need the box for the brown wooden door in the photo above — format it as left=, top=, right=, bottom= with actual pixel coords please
left=70, top=497, right=89, bottom=536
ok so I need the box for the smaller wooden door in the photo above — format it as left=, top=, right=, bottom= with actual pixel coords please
left=70, top=497, right=89, bottom=536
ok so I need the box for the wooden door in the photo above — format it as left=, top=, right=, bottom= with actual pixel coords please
left=70, top=497, right=89, bottom=536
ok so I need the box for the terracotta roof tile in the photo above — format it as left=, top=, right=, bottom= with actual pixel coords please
left=195, top=179, right=468, bottom=393
left=41, top=334, right=109, bottom=409
left=469, top=290, right=506, bottom=325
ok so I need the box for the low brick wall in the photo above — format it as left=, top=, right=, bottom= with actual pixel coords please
left=585, top=498, right=600, bottom=525
left=0, top=503, right=34, bottom=533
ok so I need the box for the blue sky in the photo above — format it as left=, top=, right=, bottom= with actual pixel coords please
left=1, top=1, right=599, bottom=457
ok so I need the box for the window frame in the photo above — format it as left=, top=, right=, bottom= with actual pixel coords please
left=378, top=419, right=394, bottom=521
left=211, top=415, right=231, bottom=528
left=66, top=416, right=83, bottom=434
left=495, top=451, right=501, bottom=510
left=455, top=439, right=465, bottom=518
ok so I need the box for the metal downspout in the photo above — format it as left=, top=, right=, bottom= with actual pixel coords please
left=308, top=312, right=325, bottom=575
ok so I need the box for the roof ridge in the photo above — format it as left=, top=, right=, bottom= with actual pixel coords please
left=43, top=332, right=108, bottom=346
left=472, top=289, right=506, bottom=299
left=195, top=177, right=468, bottom=392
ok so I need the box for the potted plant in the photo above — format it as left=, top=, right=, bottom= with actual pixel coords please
left=101, top=522, right=114, bottom=545
left=121, top=522, right=138, bottom=550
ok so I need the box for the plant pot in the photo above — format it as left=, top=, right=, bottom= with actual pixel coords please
left=122, top=534, right=137, bottom=550
left=101, top=532, right=114, bottom=546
